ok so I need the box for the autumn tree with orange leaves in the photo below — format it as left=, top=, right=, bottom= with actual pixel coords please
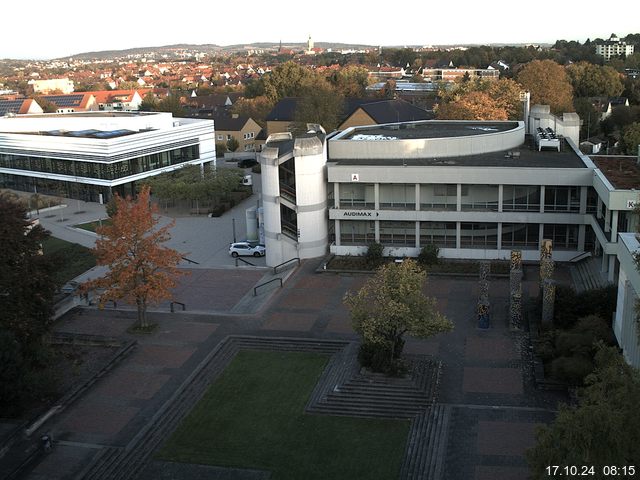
left=83, top=186, right=185, bottom=329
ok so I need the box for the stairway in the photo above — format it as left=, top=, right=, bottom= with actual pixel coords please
left=570, top=256, right=611, bottom=292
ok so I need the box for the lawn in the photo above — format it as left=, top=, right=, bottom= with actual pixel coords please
left=157, top=350, right=410, bottom=480
left=41, top=237, right=96, bottom=285
left=74, top=218, right=111, bottom=233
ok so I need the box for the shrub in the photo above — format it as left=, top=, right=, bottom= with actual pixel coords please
left=357, top=339, right=407, bottom=375
left=418, top=244, right=439, bottom=266
left=551, top=285, right=618, bottom=329
left=364, top=242, right=384, bottom=269
left=550, top=355, right=594, bottom=385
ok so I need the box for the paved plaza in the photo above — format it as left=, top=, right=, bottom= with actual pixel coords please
left=15, top=256, right=568, bottom=480
left=7, top=179, right=567, bottom=479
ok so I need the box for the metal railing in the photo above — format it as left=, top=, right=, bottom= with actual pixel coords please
left=235, top=257, right=255, bottom=267
left=273, top=257, right=300, bottom=274
left=181, top=256, right=200, bottom=265
left=254, top=277, right=283, bottom=296
left=568, top=251, right=592, bottom=263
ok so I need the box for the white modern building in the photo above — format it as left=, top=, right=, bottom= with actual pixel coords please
left=614, top=233, right=640, bottom=368
left=0, top=111, right=215, bottom=202
left=595, top=34, right=635, bottom=61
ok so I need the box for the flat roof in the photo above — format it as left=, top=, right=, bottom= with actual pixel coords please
left=11, top=111, right=159, bottom=119
left=591, top=156, right=640, bottom=189
left=329, top=139, right=587, bottom=169
left=341, top=121, right=520, bottom=141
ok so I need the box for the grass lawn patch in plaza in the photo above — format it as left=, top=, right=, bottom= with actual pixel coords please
left=74, top=218, right=111, bottom=232
left=157, top=350, right=410, bottom=480
left=42, top=237, right=96, bottom=285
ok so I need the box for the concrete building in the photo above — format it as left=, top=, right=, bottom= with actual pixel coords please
left=29, top=78, right=75, bottom=95
left=613, top=233, right=640, bottom=368
left=595, top=34, right=635, bottom=61
left=0, top=111, right=215, bottom=202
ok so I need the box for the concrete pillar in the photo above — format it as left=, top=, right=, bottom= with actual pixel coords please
left=375, top=220, right=380, bottom=243
left=605, top=207, right=611, bottom=233
left=579, top=186, right=587, bottom=215
left=608, top=255, right=616, bottom=283
left=374, top=183, right=380, bottom=210
left=539, top=185, right=545, bottom=213
left=611, top=210, right=619, bottom=239
left=497, top=223, right=503, bottom=250
left=541, top=279, right=556, bottom=325
left=456, top=222, right=461, bottom=249
left=334, top=183, right=340, bottom=209
left=498, top=184, right=503, bottom=213
left=457, top=184, right=462, bottom=212
left=578, top=224, right=586, bottom=251
left=415, top=184, right=420, bottom=211
left=415, top=221, right=420, bottom=248
left=601, top=253, right=608, bottom=273
left=538, top=224, right=545, bottom=250
left=335, top=220, right=341, bottom=246
left=597, top=197, right=603, bottom=219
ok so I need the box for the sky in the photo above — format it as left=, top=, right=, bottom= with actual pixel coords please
left=3, top=0, right=639, bottom=60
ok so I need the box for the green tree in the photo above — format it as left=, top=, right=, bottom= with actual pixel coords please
left=230, top=95, right=273, bottom=128
left=332, top=65, right=371, bottom=97
left=294, top=78, right=345, bottom=132
left=566, top=62, right=624, bottom=98
left=517, top=60, right=574, bottom=114
left=621, top=122, right=640, bottom=155
left=139, top=91, right=158, bottom=111
left=437, top=78, right=523, bottom=121
left=0, top=193, right=56, bottom=352
left=226, top=137, right=240, bottom=152
left=344, top=259, right=453, bottom=372
left=262, top=61, right=315, bottom=103
left=156, top=92, right=185, bottom=117
left=527, top=346, right=640, bottom=478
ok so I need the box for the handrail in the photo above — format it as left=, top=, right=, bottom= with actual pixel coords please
left=568, top=251, right=592, bottom=263
left=254, top=277, right=283, bottom=296
left=181, top=256, right=200, bottom=265
left=273, top=257, right=300, bottom=274
left=235, top=257, right=255, bottom=267
left=170, top=301, right=186, bottom=312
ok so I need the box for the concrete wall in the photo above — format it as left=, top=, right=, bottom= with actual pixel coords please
left=615, top=233, right=640, bottom=368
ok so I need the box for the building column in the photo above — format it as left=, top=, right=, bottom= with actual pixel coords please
left=611, top=210, right=619, bottom=240
left=456, top=184, right=462, bottom=212
left=601, top=253, right=608, bottom=273
left=334, top=183, right=340, bottom=209
left=578, top=224, right=586, bottom=251
left=605, top=207, right=611, bottom=233
left=539, top=185, right=545, bottom=213
left=415, top=221, right=420, bottom=248
left=498, top=185, right=503, bottom=213
left=538, top=223, right=545, bottom=250
left=415, top=184, right=420, bottom=211
left=608, top=255, right=616, bottom=283
left=497, top=223, right=503, bottom=250
left=597, top=197, right=603, bottom=219
left=579, top=186, right=587, bottom=214
left=456, top=222, right=461, bottom=249
left=375, top=220, right=380, bottom=243
left=335, top=220, right=341, bottom=246
left=374, top=183, right=380, bottom=210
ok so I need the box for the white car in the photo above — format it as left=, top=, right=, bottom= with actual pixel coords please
left=229, top=241, right=266, bottom=257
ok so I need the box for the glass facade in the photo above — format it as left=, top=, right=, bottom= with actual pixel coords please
left=0, top=145, right=199, bottom=181
left=420, top=184, right=457, bottom=210
left=379, top=184, right=415, bottom=210
left=544, top=186, right=580, bottom=212
left=420, top=222, right=456, bottom=248
left=502, top=185, right=541, bottom=212
left=461, top=185, right=498, bottom=211
left=460, top=223, right=498, bottom=248
left=543, top=224, right=579, bottom=250
left=379, top=221, right=416, bottom=246
left=340, top=220, right=375, bottom=245
left=502, top=223, right=539, bottom=248
left=339, top=183, right=375, bottom=209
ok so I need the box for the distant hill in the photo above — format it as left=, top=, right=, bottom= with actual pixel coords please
left=63, top=42, right=377, bottom=60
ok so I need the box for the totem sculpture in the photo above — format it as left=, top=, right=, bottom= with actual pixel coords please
left=539, top=239, right=555, bottom=325
left=477, top=261, right=491, bottom=329
left=509, top=250, right=523, bottom=330
left=541, top=279, right=556, bottom=324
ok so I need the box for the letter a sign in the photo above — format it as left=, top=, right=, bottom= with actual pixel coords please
left=351, top=173, right=359, bottom=182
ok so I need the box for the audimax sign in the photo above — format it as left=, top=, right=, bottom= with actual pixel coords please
left=342, top=210, right=379, bottom=217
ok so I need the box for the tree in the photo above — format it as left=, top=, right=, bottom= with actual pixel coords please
left=226, top=136, right=240, bottom=152
left=331, top=65, right=371, bottom=97
left=262, top=61, right=315, bottom=103
left=437, top=91, right=509, bottom=120
left=156, top=92, right=185, bottom=117
left=344, top=259, right=453, bottom=372
left=230, top=95, right=274, bottom=128
left=436, top=78, right=523, bottom=121
left=566, top=62, right=624, bottom=98
left=527, top=346, right=640, bottom=478
left=517, top=60, right=574, bottom=114
left=139, top=91, right=158, bottom=111
left=621, top=122, right=640, bottom=155
left=83, top=186, right=185, bottom=329
left=294, top=78, right=345, bottom=132
left=0, top=193, right=56, bottom=352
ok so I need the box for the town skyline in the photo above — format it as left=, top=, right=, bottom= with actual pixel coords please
left=3, top=0, right=639, bottom=60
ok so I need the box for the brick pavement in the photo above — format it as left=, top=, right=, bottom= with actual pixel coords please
left=22, top=261, right=569, bottom=480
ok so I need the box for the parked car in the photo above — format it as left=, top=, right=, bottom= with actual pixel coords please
left=229, top=241, right=266, bottom=257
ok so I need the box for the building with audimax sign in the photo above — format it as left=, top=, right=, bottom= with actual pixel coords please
left=0, top=111, right=215, bottom=202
